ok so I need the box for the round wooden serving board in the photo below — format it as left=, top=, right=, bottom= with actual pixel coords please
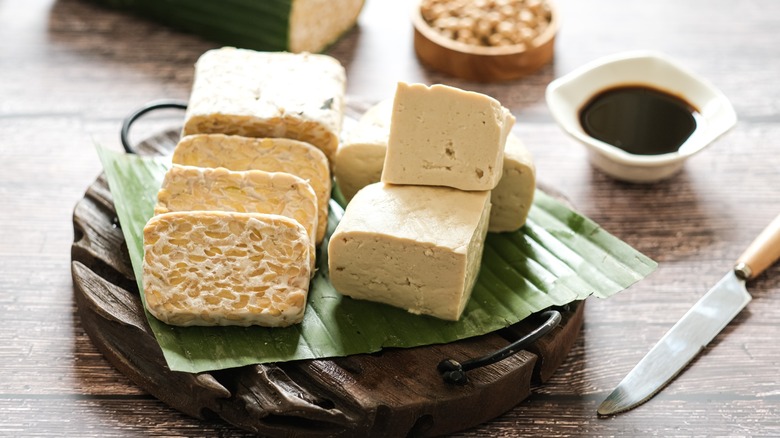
left=70, top=128, right=584, bottom=437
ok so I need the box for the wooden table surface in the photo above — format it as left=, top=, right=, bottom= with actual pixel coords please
left=2, top=0, right=779, bottom=436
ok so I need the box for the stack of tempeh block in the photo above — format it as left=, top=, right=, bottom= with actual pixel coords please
left=142, top=47, right=345, bottom=327
left=328, top=82, right=531, bottom=321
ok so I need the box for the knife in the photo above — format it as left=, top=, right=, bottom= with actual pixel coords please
left=598, top=213, right=780, bottom=416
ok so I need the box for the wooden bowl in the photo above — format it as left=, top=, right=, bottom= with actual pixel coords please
left=412, top=0, right=559, bottom=82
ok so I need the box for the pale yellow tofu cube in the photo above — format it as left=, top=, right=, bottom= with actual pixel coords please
left=328, top=183, right=491, bottom=321
left=488, top=135, right=536, bottom=232
left=334, top=119, right=387, bottom=201
left=381, top=82, right=515, bottom=191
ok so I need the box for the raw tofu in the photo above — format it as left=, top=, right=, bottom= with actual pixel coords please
left=381, top=82, right=515, bottom=191
left=182, top=48, right=346, bottom=162
left=328, top=183, right=491, bottom=321
left=143, top=211, right=311, bottom=327
left=334, top=120, right=387, bottom=201
left=336, top=100, right=535, bottom=230
left=358, top=97, right=393, bottom=128
left=489, top=135, right=536, bottom=232
left=155, top=165, right=318, bottom=273
left=172, top=134, right=331, bottom=244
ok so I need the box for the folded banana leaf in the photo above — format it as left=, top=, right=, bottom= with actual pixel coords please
left=97, top=147, right=656, bottom=373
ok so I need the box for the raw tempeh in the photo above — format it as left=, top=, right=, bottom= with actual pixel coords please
left=172, top=133, right=331, bottom=243
left=143, top=211, right=311, bottom=327
left=182, top=47, right=345, bottom=163
left=155, top=165, right=318, bottom=272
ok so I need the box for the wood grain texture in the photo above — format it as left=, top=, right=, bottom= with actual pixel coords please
left=2, top=0, right=780, bottom=436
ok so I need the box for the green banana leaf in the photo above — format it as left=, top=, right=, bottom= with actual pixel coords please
left=97, top=146, right=657, bottom=373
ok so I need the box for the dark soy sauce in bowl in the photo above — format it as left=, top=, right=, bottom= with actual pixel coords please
left=579, top=85, right=701, bottom=155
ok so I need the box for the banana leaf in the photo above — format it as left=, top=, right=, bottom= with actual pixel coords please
left=97, top=146, right=657, bottom=373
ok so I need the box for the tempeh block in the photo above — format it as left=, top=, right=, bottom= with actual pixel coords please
left=172, top=133, right=331, bottom=244
left=143, top=211, right=311, bottom=327
left=182, top=47, right=345, bottom=163
left=155, top=165, right=319, bottom=272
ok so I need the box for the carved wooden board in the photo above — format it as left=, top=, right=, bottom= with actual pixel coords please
left=70, top=128, right=584, bottom=437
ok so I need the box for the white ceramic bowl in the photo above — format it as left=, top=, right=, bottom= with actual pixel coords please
left=545, top=51, right=737, bottom=183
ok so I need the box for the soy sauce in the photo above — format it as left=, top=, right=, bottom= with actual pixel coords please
left=579, top=85, right=700, bottom=155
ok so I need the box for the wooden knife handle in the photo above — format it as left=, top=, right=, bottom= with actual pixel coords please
left=736, top=213, right=780, bottom=279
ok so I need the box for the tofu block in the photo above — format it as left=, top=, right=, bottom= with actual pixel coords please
left=328, top=183, right=491, bottom=321
left=489, top=135, right=536, bottom=232
left=155, top=165, right=318, bottom=273
left=381, top=82, right=515, bottom=191
left=336, top=100, right=535, bottom=230
left=172, top=134, right=331, bottom=244
left=334, top=119, right=387, bottom=201
left=143, top=211, right=311, bottom=327
left=182, top=48, right=346, bottom=162
left=358, top=97, right=393, bottom=129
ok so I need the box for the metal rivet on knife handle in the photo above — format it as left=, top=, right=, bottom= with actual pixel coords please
left=734, top=213, right=780, bottom=280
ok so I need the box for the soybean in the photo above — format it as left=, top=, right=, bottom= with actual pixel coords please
left=420, top=0, right=552, bottom=47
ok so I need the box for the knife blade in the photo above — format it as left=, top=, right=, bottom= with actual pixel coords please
left=598, top=213, right=780, bottom=416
